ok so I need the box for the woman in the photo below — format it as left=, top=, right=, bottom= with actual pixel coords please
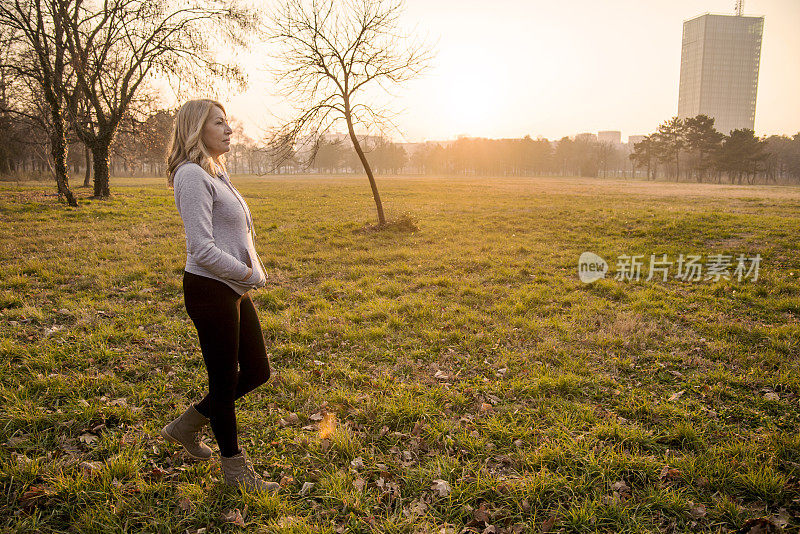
left=161, top=99, right=278, bottom=494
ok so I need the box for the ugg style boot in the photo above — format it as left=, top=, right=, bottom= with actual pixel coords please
left=160, top=404, right=213, bottom=460
left=220, top=448, right=280, bottom=494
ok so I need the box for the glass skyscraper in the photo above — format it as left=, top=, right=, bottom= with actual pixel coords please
left=677, top=14, right=764, bottom=135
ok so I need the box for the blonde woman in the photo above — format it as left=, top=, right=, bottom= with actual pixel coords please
left=161, top=99, right=278, bottom=493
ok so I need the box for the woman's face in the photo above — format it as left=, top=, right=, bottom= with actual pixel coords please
left=201, top=105, right=232, bottom=159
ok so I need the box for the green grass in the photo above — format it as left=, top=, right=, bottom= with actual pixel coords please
left=1, top=174, right=799, bottom=533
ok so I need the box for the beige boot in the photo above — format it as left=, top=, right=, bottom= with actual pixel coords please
left=220, top=448, right=280, bottom=494
left=160, top=404, right=213, bottom=460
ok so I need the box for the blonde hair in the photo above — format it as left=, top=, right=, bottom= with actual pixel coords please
left=166, top=99, right=227, bottom=187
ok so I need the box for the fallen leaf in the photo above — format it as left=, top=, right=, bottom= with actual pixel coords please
left=177, top=496, right=192, bottom=512
left=668, top=390, right=685, bottom=401
left=79, top=461, right=104, bottom=476
left=660, top=465, right=682, bottom=481
left=403, top=498, right=428, bottom=517
left=689, top=502, right=707, bottom=519
left=411, top=421, right=424, bottom=436
left=611, top=480, right=630, bottom=493
left=300, top=481, right=314, bottom=495
left=772, top=508, right=791, bottom=529
left=319, top=412, right=336, bottom=439
left=19, top=485, right=50, bottom=507
left=474, top=502, right=491, bottom=523
left=350, top=457, right=365, bottom=469
left=431, top=479, right=451, bottom=497
left=220, top=508, right=246, bottom=527
left=541, top=514, right=557, bottom=533
left=78, top=433, right=98, bottom=446
left=740, top=517, right=780, bottom=534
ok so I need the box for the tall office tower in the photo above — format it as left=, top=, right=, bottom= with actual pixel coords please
left=677, top=13, right=763, bottom=135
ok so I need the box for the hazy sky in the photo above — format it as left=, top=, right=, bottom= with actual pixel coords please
left=222, top=0, right=800, bottom=143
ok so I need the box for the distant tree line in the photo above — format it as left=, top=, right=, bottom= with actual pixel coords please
left=630, top=115, right=800, bottom=184
left=308, top=135, right=631, bottom=178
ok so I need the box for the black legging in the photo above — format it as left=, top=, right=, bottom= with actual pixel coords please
left=182, top=271, right=271, bottom=457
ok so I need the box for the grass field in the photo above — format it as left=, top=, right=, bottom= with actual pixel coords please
left=1, top=174, right=799, bottom=533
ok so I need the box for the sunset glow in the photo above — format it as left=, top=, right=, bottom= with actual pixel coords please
left=224, top=0, right=800, bottom=142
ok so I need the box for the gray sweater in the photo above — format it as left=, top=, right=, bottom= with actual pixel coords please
left=173, top=162, right=267, bottom=295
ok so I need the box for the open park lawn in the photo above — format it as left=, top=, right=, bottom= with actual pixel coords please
left=1, top=175, right=799, bottom=533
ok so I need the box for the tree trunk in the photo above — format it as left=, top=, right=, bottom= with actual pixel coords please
left=91, top=140, right=111, bottom=197
left=345, top=114, right=385, bottom=226
left=83, top=144, right=92, bottom=187
left=50, top=125, right=78, bottom=207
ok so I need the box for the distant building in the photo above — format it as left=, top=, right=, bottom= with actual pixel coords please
left=574, top=133, right=597, bottom=143
left=628, top=135, right=646, bottom=146
left=677, top=13, right=764, bottom=134
left=598, top=131, right=622, bottom=145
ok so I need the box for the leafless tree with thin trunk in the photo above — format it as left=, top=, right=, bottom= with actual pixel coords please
left=266, top=0, right=433, bottom=226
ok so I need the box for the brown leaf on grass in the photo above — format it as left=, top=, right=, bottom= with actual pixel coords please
left=79, top=461, right=104, bottom=477
left=431, top=479, right=451, bottom=497
left=353, top=477, right=366, bottom=491
left=611, top=480, right=630, bottom=494
left=411, top=421, right=424, bottom=437
left=474, top=502, right=491, bottom=523
left=403, top=498, right=428, bottom=518
left=479, top=402, right=493, bottom=413
left=6, top=435, right=30, bottom=448
left=689, top=502, right=707, bottom=519
left=19, top=485, right=51, bottom=508
left=541, top=514, right=557, bottom=533
left=660, top=465, right=682, bottom=482
left=177, top=496, right=192, bottom=512
left=220, top=508, right=246, bottom=527
left=78, top=432, right=98, bottom=447
left=145, top=466, right=168, bottom=480
left=349, top=457, right=365, bottom=469
left=279, top=412, right=300, bottom=427
left=668, top=390, right=685, bottom=401
left=739, top=517, right=782, bottom=534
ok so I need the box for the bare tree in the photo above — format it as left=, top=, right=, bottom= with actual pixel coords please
left=61, top=0, right=257, bottom=197
left=0, top=0, right=80, bottom=206
left=267, top=0, right=432, bottom=226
